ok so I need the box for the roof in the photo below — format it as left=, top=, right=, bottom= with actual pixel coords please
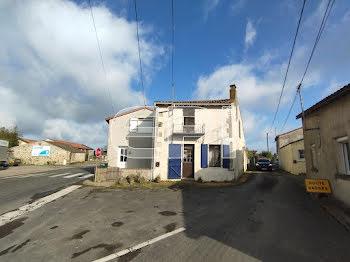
left=275, top=127, right=303, bottom=140
left=105, top=106, right=154, bottom=123
left=45, top=139, right=93, bottom=150
left=280, top=138, right=304, bottom=149
left=154, top=99, right=232, bottom=106
left=46, top=141, right=86, bottom=153
left=18, top=138, right=36, bottom=143
left=296, top=83, right=350, bottom=119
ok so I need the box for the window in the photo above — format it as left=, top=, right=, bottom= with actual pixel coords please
left=120, top=148, right=128, bottom=162
left=239, top=121, right=241, bottom=138
left=342, top=142, right=350, bottom=175
left=129, top=118, right=153, bottom=133
left=209, top=145, right=221, bottom=167
left=298, top=150, right=305, bottom=160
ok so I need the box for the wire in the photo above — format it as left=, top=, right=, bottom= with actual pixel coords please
left=279, top=0, right=335, bottom=132
left=171, top=0, right=175, bottom=103
left=300, top=0, right=335, bottom=85
left=88, top=0, right=115, bottom=113
left=133, top=0, right=146, bottom=106
left=279, top=89, right=298, bottom=133
left=269, top=0, right=306, bottom=133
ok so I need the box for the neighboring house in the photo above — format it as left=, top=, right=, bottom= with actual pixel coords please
left=45, top=139, right=94, bottom=161
left=18, top=137, right=36, bottom=146
left=153, top=85, right=247, bottom=181
left=296, top=83, right=350, bottom=205
left=275, top=127, right=306, bottom=175
left=11, top=139, right=87, bottom=165
left=106, top=106, right=155, bottom=170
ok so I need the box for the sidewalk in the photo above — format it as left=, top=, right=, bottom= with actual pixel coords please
left=320, top=198, right=350, bottom=232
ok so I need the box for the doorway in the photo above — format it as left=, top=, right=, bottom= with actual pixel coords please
left=183, top=144, right=194, bottom=178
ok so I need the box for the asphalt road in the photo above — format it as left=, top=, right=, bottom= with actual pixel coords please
left=1, top=171, right=350, bottom=262
left=0, top=166, right=94, bottom=215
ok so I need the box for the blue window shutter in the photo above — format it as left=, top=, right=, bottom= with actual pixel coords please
left=223, top=145, right=230, bottom=168
left=201, top=144, right=208, bottom=168
left=168, top=144, right=181, bottom=179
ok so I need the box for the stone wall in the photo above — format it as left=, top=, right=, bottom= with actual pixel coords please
left=11, top=140, right=84, bottom=165
left=94, top=167, right=152, bottom=182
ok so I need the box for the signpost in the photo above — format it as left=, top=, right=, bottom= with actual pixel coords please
left=305, top=179, right=332, bottom=194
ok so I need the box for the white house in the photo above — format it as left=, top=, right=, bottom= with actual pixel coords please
left=106, top=85, right=247, bottom=182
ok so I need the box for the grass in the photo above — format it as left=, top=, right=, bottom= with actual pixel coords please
left=112, top=172, right=250, bottom=189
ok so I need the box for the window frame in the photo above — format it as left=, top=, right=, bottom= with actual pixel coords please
left=342, top=142, right=350, bottom=175
left=119, top=148, right=128, bottom=163
left=209, top=145, right=221, bottom=167
left=298, top=149, right=305, bottom=161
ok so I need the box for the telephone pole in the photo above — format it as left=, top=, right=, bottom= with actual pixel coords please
left=266, top=132, right=269, bottom=152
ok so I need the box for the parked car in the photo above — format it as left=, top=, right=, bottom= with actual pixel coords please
left=0, top=139, right=9, bottom=168
left=256, top=158, right=275, bottom=171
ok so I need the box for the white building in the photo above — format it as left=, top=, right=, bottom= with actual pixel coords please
left=106, top=85, right=247, bottom=182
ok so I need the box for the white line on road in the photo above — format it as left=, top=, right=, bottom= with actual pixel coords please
left=49, top=173, right=71, bottom=178
left=0, top=173, right=48, bottom=180
left=80, top=174, right=94, bottom=179
left=0, top=185, right=81, bottom=226
left=92, top=227, right=186, bottom=262
left=63, top=173, right=85, bottom=178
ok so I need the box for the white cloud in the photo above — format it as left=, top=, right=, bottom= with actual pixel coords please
left=203, top=0, right=220, bottom=21
left=230, top=0, right=246, bottom=15
left=0, top=0, right=164, bottom=148
left=244, top=19, right=257, bottom=51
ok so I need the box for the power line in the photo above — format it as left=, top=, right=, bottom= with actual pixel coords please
left=279, top=89, right=298, bottom=133
left=133, top=0, right=146, bottom=106
left=171, top=0, right=175, bottom=103
left=88, top=0, right=115, bottom=113
left=269, top=0, right=306, bottom=132
left=279, top=0, right=335, bottom=133
left=300, top=0, right=335, bottom=85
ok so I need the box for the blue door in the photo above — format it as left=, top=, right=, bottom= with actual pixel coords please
left=168, top=144, right=181, bottom=179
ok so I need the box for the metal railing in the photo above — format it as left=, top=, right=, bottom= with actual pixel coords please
left=172, top=124, right=205, bottom=135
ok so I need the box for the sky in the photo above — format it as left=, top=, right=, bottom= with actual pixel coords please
left=0, top=0, right=349, bottom=151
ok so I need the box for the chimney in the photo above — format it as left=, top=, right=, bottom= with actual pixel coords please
left=229, top=84, right=236, bottom=102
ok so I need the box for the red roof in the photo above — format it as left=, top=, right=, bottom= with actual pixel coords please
left=19, top=138, right=36, bottom=143
left=46, top=139, right=93, bottom=150
left=105, top=106, right=154, bottom=123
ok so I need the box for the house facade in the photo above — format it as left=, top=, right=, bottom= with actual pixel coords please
left=106, top=106, right=155, bottom=170
left=275, top=127, right=306, bottom=175
left=153, top=85, right=247, bottom=181
left=296, top=83, right=350, bottom=205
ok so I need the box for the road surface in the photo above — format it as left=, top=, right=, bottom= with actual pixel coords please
left=0, top=171, right=349, bottom=262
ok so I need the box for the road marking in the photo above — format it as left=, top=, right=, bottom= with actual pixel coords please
left=49, top=173, right=71, bottom=178
left=0, top=185, right=81, bottom=226
left=0, top=173, right=48, bottom=180
left=80, top=174, right=94, bottom=179
left=63, top=173, right=85, bottom=178
left=92, top=227, right=186, bottom=262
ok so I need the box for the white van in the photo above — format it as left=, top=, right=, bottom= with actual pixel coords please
left=0, top=139, right=9, bottom=168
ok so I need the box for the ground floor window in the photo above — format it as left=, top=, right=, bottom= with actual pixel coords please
left=209, top=145, right=221, bottom=167
left=298, top=150, right=305, bottom=160
left=120, top=148, right=128, bottom=162
left=342, top=142, right=350, bottom=175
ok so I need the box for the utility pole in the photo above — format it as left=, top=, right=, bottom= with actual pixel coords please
left=266, top=132, right=269, bottom=152
left=297, top=83, right=306, bottom=129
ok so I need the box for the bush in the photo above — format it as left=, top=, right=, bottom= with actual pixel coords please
left=197, top=177, right=203, bottom=183
left=126, top=176, right=134, bottom=184
left=154, top=176, right=161, bottom=183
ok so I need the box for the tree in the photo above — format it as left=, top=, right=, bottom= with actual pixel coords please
left=0, top=126, right=20, bottom=148
left=259, top=151, right=273, bottom=159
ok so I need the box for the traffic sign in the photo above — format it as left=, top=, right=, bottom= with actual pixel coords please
left=95, top=148, right=101, bottom=157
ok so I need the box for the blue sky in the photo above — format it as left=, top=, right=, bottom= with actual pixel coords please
left=0, top=0, right=349, bottom=150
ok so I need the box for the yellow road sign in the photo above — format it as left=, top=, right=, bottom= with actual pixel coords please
left=305, top=179, right=331, bottom=193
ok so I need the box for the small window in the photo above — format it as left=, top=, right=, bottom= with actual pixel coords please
left=342, top=142, right=350, bottom=175
left=298, top=150, right=305, bottom=160
left=184, top=117, right=195, bottom=126
left=209, top=145, right=221, bottom=167
left=120, top=148, right=128, bottom=162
